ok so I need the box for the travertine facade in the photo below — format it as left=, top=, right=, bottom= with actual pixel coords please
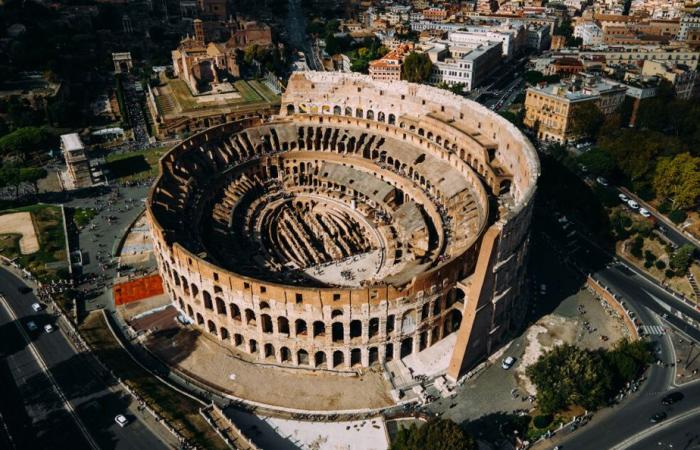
left=147, top=72, right=539, bottom=382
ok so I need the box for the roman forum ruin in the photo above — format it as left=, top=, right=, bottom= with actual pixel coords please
left=146, top=71, right=539, bottom=387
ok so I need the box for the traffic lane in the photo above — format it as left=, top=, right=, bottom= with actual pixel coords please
left=627, top=407, right=700, bottom=450
left=0, top=298, right=91, bottom=450
left=0, top=269, right=168, bottom=450
left=598, top=266, right=700, bottom=342
left=560, top=380, right=700, bottom=450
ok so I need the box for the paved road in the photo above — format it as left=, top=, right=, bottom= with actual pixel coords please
left=0, top=267, right=170, bottom=450
left=618, top=186, right=700, bottom=252
left=626, top=400, right=700, bottom=450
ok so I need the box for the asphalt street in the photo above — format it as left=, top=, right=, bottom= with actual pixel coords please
left=0, top=267, right=170, bottom=450
left=626, top=402, right=700, bottom=450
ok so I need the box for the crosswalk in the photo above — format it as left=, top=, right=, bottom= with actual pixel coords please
left=640, top=325, right=666, bottom=335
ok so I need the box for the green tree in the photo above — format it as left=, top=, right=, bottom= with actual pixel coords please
left=19, top=167, right=47, bottom=193
left=577, top=148, right=616, bottom=178
left=391, top=419, right=475, bottom=450
left=669, top=244, right=695, bottom=275
left=570, top=102, right=605, bottom=139
left=0, top=127, right=54, bottom=161
left=653, top=153, right=700, bottom=210
left=524, top=70, right=545, bottom=85
left=402, top=52, right=433, bottom=83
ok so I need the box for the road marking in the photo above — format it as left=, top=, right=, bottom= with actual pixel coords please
left=0, top=295, right=100, bottom=450
left=610, top=404, right=700, bottom=449
left=641, top=325, right=666, bottom=335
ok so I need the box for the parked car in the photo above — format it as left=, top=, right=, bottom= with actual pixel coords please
left=43, top=324, right=54, bottom=334
left=596, top=177, right=609, bottom=187
left=650, top=412, right=667, bottom=423
left=27, top=321, right=38, bottom=332
left=639, top=208, right=651, bottom=218
left=502, top=356, right=516, bottom=370
left=627, top=200, right=639, bottom=209
left=662, top=392, right=684, bottom=405
left=31, top=302, right=42, bottom=312
left=618, top=193, right=629, bottom=202
left=115, top=414, right=128, bottom=427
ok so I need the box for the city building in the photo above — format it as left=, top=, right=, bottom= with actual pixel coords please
left=368, top=44, right=413, bottom=82
left=426, top=40, right=503, bottom=91
left=147, top=71, right=539, bottom=383
left=641, top=60, right=697, bottom=99
left=524, top=74, right=627, bottom=143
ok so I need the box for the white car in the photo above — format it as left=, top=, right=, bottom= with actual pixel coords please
left=31, top=302, right=42, bottom=312
left=618, top=193, right=629, bottom=203
left=596, top=177, right=609, bottom=187
left=27, top=321, right=38, bottom=332
left=627, top=200, right=639, bottom=210
left=43, top=324, right=54, bottom=334
left=115, top=414, right=128, bottom=427
left=502, top=356, right=516, bottom=370
left=639, top=208, right=651, bottom=218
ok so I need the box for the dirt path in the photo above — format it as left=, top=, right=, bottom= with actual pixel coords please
left=0, top=212, right=40, bottom=254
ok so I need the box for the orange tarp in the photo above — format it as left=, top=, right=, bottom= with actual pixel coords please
left=113, top=274, right=165, bottom=305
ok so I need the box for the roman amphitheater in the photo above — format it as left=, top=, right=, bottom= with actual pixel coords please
left=146, top=71, right=539, bottom=386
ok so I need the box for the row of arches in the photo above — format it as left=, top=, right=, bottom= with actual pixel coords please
left=285, top=103, right=511, bottom=196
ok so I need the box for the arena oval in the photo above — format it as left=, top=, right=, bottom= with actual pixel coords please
left=147, top=72, right=539, bottom=380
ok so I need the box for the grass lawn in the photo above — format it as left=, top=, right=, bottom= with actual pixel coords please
left=0, top=204, right=67, bottom=281
left=232, top=80, right=264, bottom=103
left=104, top=146, right=169, bottom=182
left=80, top=312, right=228, bottom=450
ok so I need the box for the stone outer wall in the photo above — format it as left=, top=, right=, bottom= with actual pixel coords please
left=147, top=72, right=539, bottom=378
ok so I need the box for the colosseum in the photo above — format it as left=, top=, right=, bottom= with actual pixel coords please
left=146, top=71, right=539, bottom=385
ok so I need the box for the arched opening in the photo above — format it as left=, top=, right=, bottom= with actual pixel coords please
left=264, top=343, right=275, bottom=359
left=313, top=321, right=326, bottom=337
left=259, top=301, right=270, bottom=310
left=431, top=326, right=440, bottom=345
left=277, top=317, right=290, bottom=335
left=191, top=283, right=199, bottom=298
left=295, top=319, right=308, bottom=336
left=333, top=350, right=345, bottom=368
left=234, top=334, right=243, bottom=346
left=220, top=327, right=229, bottom=340
left=349, top=320, right=362, bottom=339
left=249, top=339, right=258, bottom=354
left=369, top=347, right=379, bottom=365
left=444, top=309, right=463, bottom=335
left=207, top=320, right=217, bottom=334
left=332, top=322, right=344, bottom=342
left=333, top=105, right=342, bottom=115
left=280, top=346, right=292, bottom=363
left=203, top=291, right=213, bottom=310
left=350, top=348, right=362, bottom=366
left=368, top=318, right=379, bottom=338
left=215, top=297, right=226, bottom=315
left=196, top=313, right=204, bottom=325
left=366, top=110, right=375, bottom=120
left=385, top=343, right=394, bottom=362
left=331, top=309, right=343, bottom=319
left=315, top=351, right=327, bottom=367
left=419, top=330, right=428, bottom=351
left=245, top=309, right=256, bottom=325
left=386, top=315, right=395, bottom=334
left=377, top=111, right=385, bottom=122
left=345, top=106, right=352, bottom=116
left=400, top=337, right=413, bottom=358
left=297, top=349, right=309, bottom=365
left=187, top=305, right=194, bottom=318
left=230, top=303, right=241, bottom=320
left=261, top=314, right=273, bottom=333
left=286, top=104, right=295, bottom=115
left=355, top=108, right=363, bottom=118
left=401, top=310, right=417, bottom=334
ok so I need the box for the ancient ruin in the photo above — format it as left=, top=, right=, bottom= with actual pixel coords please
left=147, top=72, right=539, bottom=383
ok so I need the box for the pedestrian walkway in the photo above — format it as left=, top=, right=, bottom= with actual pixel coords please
left=640, top=325, right=666, bottom=335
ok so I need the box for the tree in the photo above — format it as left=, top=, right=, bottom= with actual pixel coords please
left=577, top=148, right=616, bottom=178
left=669, top=244, right=695, bottom=275
left=402, top=52, right=433, bottom=83
left=524, top=70, right=545, bottom=85
left=570, top=102, right=605, bottom=139
left=653, top=153, right=700, bottom=210
left=19, top=167, right=47, bottom=193
left=391, top=419, right=475, bottom=450
left=0, top=127, right=54, bottom=161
